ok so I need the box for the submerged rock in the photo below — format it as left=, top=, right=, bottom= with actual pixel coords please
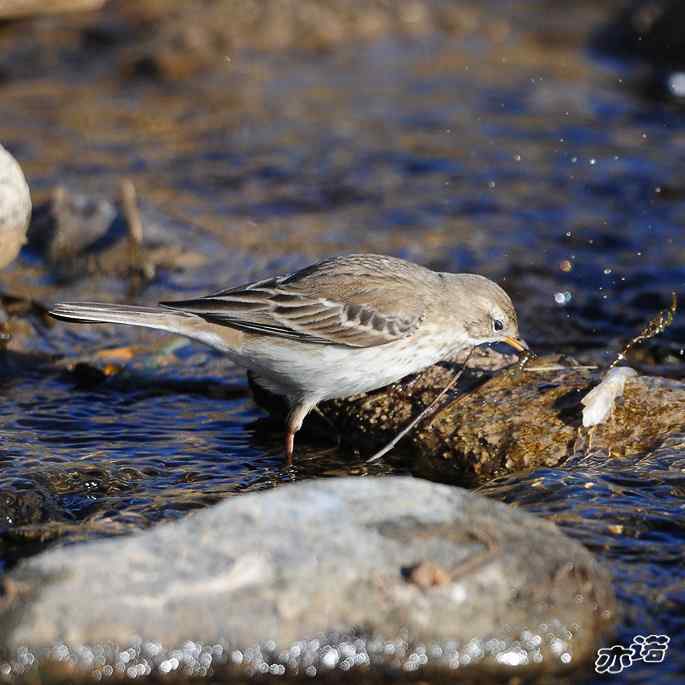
left=25, top=185, right=208, bottom=285
left=287, top=355, right=685, bottom=484
left=0, top=477, right=614, bottom=680
left=27, top=187, right=118, bottom=271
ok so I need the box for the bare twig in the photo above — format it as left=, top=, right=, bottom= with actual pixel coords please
left=120, top=178, right=144, bottom=247
left=610, top=292, right=677, bottom=368
left=524, top=365, right=598, bottom=372
left=120, top=178, right=154, bottom=290
left=366, top=347, right=475, bottom=464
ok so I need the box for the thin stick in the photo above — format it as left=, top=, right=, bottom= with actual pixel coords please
left=524, top=365, right=598, bottom=372
left=366, top=347, right=475, bottom=464
left=610, top=292, right=677, bottom=369
left=120, top=178, right=155, bottom=286
left=120, top=178, right=144, bottom=247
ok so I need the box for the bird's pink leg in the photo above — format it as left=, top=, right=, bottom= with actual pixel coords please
left=285, top=431, right=295, bottom=465
left=284, top=401, right=314, bottom=465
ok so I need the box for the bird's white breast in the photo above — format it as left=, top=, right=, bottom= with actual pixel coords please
left=237, top=328, right=464, bottom=403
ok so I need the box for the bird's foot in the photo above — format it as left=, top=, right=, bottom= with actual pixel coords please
left=284, top=431, right=295, bottom=465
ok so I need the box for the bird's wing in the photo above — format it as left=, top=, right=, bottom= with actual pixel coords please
left=160, top=255, right=428, bottom=348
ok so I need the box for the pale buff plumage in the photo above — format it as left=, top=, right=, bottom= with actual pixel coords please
left=50, top=254, right=527, bottom=461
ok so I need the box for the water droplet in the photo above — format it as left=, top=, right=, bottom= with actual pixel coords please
left=514, top=154, right=521, bottom=161
left=488, top=180, right=496, bottom=189
left=589, top=158, right=597, bottom=165
left=668, top=72, right=685, bottom=97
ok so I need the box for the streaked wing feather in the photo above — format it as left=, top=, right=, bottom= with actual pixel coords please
left=161, top=256, right=427, bottom=347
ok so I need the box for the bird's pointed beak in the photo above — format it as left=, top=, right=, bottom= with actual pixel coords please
left=502, top=336, right=529, bottom=354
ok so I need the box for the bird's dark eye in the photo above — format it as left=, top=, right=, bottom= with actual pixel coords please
left=493, top=319, right=504, bottom=332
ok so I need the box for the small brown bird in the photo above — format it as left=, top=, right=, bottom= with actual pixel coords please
left=50, top=254, right=527, bottom=461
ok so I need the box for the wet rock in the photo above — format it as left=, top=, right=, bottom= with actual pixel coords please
left=0, top=0, right=501, bottom=84
left=0, top=0, right=106, bottom=19
left=113, top=1, right=491, bottom=78
left=27, top=187, right=118, bottom=275
left=0, top=144, right=31, bottom=271
left=0, top=477, right=615, bottom=680
left=25, top=185, right=205, bottom=284
left=296, top=355, right=685, bottom=484
left=0, top=464, right=147, bottom=533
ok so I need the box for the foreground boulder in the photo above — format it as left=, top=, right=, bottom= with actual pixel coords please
left=0, top=477, right=614, bottom=681
left=304, top=356, right=685, bottom=484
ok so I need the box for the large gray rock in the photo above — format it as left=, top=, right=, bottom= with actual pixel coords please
left=0, top=477, right=614, bottom=680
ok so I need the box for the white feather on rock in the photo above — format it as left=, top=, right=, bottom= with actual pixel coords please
left=581, top=367, right=638, bottom=428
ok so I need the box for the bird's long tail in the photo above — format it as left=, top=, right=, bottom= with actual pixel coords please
left=49, top=302, right=199, bottom=332
left=48, top=302, right=239, bottom=353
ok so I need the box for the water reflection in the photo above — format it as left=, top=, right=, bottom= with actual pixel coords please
left=478, top=436, right=685, bottom=683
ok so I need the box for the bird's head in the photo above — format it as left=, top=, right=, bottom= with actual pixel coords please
left=441, top=273, right=528, bottom=355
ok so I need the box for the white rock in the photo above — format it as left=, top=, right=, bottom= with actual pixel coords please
left=0, top=144, right=31, bottom=270
left=581, top=367, right=638, bottom=427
